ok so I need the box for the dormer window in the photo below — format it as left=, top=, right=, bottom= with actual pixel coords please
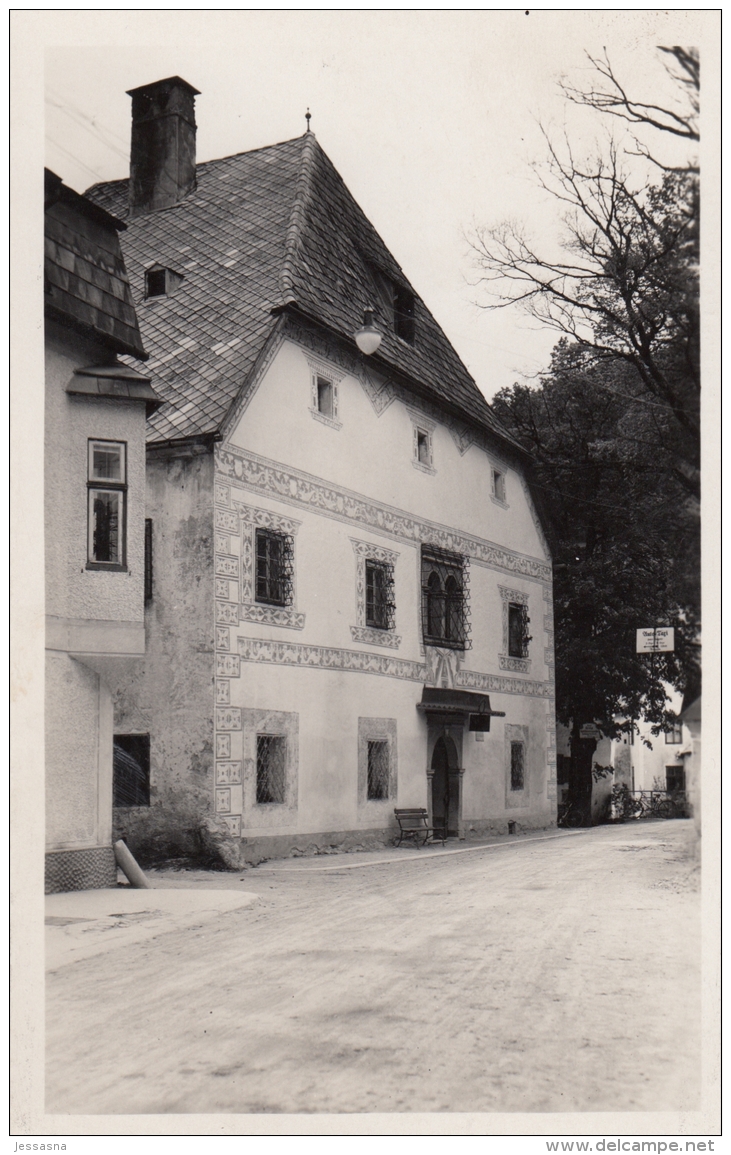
left=145, top=265, right=184, bottom=299
left=394, top=286, right=415, bottom=344
left=365, top=260, right=417, bottom=345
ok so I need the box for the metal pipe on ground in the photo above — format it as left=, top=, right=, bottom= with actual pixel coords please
left=113, top=840, right=152, bottom=889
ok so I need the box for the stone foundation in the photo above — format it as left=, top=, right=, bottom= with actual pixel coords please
left=45, top=846, right=117, bottom=894
left=461, top=816, right=557, bottom=839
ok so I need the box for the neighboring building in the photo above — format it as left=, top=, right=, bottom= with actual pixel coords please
left=612, top=693, right=690, bottom=796
left=86, top=77, right=556, bottom=866
left=44, top=169, right=159, bottom=892
left=556, top=691, right=692, bottom=825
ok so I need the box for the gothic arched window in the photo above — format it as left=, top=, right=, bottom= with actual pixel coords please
left=421, top=546, right=469, bottom=650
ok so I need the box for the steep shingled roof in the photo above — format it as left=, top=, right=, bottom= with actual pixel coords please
left=45, top=169, right=147, bottom=359
left=87, top=134, right=520, bottom=450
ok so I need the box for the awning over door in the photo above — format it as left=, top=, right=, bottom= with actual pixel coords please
left=416, top=687, right=506, bottom=731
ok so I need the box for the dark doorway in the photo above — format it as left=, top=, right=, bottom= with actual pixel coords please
left=431, top=735, right=460, bottom=838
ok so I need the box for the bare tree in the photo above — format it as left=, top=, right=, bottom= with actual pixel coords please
left=559, top=47, right=699, bottom=172
left=470, top=49, right=700, bottom=499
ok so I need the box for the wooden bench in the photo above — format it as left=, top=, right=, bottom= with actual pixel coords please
left=394, top=808, right=446, bottom=848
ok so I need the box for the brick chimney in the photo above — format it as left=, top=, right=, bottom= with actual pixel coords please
left=127, top=76, right=200, bottom=217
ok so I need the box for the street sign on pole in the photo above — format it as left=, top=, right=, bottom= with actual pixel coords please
left=579, top=724, right=602, bottom=740
left=636, top=627, right=675, bottom=653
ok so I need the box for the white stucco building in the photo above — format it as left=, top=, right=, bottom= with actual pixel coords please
left=44, top=169, right=159, bottom=891
left=86, top=77, right=557, bottom=865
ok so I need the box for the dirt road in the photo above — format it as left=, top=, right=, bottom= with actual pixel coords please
left=46, top=821, right=700, bottom=1115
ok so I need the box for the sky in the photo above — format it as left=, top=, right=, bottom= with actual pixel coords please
left=40, top=10, right=711, bottom=401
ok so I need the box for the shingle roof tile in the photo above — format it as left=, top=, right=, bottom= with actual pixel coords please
left=86, top=135, right=518, bottom=450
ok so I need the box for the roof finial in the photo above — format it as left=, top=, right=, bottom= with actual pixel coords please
left=305, top=108, right=312, bottom=133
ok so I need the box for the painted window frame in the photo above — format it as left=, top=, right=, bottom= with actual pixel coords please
left=350, top=539, right=401, bottom=649
left=254, top=527, right=294, bottom=607
left=498, top=586, right=532, bottom=673
left=409, top=411, right=436, bottom=475
left=87, top=438, right=127, bottom=571
left=358, top=716, right=398, bottom=809
left=306, top=353, right=344, bottom=430
left=505, top=723, right=530, bottom=808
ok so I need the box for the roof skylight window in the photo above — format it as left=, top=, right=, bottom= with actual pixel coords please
left=145, top=265, right=184, bottom=299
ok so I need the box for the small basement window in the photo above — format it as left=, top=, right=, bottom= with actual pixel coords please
left=256, top=734, right=286, bottom=804
left=113, top=734, right=150, bottom=807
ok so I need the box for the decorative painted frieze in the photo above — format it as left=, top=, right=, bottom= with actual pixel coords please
left=237, top=636, right=427, bottom=682
left=215, top=787, right=232, bottom=813
left=234, top=635, right=551, bottom=698
left=499, top=655, right=531, bottom=674
left=216, top=446, right=551, bottom=583
left=216, top=654, right=240, bottom=678
left=240, top=604, right=306, bottom=629
left=456, top=667, right=550, bottom=699
left=425, top=646, right=462, bottom=690
left=220, top=815, right=241, bottom=837
left=216, top=733, right=231, bottom=759
left=216, top=761, right=242, bottom=785
left=215, top=508, right=239, bottom=535
left=215, top=554, right=239, bottom=578
left=216, top=680, right=230, bottom=705
left=216, top=707, right=242, bottom=730
left=350, top=625, right=401, bottom=649
left=359, top=368, right=397, bottom=416
left=216, top=601, right=239, bottom=625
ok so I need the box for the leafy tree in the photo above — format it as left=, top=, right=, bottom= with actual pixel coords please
left=471, top=47, right=701, bottom=822
left=494, top=342, right=699, bottom=823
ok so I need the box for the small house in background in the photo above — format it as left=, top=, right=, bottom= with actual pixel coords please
left=84, top=78, right=557, bottom=866
left=44, top=169, right=159, bottom=892
left=556, top=689, right=692, bottom=825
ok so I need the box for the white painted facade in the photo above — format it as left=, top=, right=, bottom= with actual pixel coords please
left=205, top=328, right=556, bottom=855
left=45, top=320, right=150, bottom=890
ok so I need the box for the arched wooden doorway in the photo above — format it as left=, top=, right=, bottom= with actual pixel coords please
left=430, top=734, right=460, bottom=838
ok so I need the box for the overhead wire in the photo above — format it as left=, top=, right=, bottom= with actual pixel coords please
left=47, top=87, right=129, bottom=149
left=45, top=135, right=104, bottom=181
left=46, top=92, right=128, bottom=163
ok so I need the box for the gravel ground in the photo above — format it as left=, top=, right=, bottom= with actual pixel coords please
left=45, top=820, right=700, bottom=1116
